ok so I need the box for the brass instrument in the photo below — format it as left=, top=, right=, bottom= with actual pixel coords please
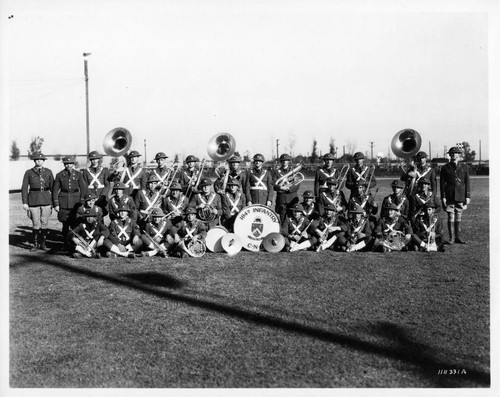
left=381, top=231, right=406, bottom=251
left=336, top=164, right=350, bottom=189
left=276, top=164, right=305, bottom=188
left=207, top=132, right=237, bottom=192
left=178, top=236, right=206, bottom=257
left=71, top=228, right=96, bottom=257
left=426, top=216, right=438, bottom=252
left=103, top=127, right=133, bottom=191
left=144, top=230, right=168, bottom=256
left=391, top=129, right=422, bottom=196
left=197, top=204, right=218, bottom=223
left=160, top=161, right=181, bottom=197
left=185, top=158, right=206, bottom=200
left=364, top=165, right=376, bottom=196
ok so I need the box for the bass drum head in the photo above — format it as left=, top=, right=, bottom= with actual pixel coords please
left=221, top=233, right=242, bottom=255
left=205, top=226, right=228, bottom=253
left=233, top=205, right=280, bottom=252
left=262, top=232, right=285, bottom=253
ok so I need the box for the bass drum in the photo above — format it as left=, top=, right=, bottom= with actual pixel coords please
left=205, top=226, right=229, bottom=253
left=233, top=205, right=281, bottom=252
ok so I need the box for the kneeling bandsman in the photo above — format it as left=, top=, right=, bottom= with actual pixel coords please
left=411, top=202, right=447, bottom=252
left=68, top=208, right=109, bottom=258
left=164, top=181, right=189, bottom=225
left=313, top=203, right=345, bottom=252
left=108, top=182, right=138, bottom=221
left=221, top=178, right=246, bottom=232
left=372, top=203, right=412, bottom=252
left=317, top=177, right=348, bottom=217
left=168, top=207, right=207, bottom=258
left=104, top=206, right=142, bottom=257
left=280, top=203, right=317, bottom=252
left=301, top=190, right=319, bottom=221
left=337, top=204, right=372, bottom=252
left=381, top=180, right=409, bottom=220
left=189, top=178, right=222, bottom=230
left=139, top=208, right=173, bottom=257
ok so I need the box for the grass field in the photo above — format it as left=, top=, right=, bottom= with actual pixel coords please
left=9, top=178, right=490, bottom=388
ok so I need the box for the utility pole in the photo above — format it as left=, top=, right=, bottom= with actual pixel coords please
left=429, top=141, right=432, bottom=159
left=144, top=139, right=147, bottom=165
left=479, top=140, right=481, bottom=166
left=369, top=142, right=374, bottom=162
left=276, top=139, right=280, bottom=160
left=343, top=145, right=345, bottom=163
left=83, top=53, right=91, bottom=155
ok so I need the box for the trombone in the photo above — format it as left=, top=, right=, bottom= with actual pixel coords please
left=185, top=158, right=206, bottom=200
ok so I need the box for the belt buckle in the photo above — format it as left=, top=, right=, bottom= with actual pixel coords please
left=40, top=187, right=44, bottom=191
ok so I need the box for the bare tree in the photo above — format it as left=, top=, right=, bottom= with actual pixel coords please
left=328, top=137, right=336, bottom=156
left=287, top=133, right=296, bottom=158
left=27, top=136, right=44, bottom=159
left=10, top=140, right=20, bottom=160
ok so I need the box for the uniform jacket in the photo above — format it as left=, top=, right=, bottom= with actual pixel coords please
left=339, top=216, right=372, bottom=243
left=214, top=169, right=250, bottom=200
left=301, top=202, right=319, bottom=221
left=108, top=195, right=138, bottom=221
left=143, top=219, right=173, bottom=242
left=164, top=194, right=189, bottom=219
left=179, top=168, right=204, bottom=195
left=52, top=168, right=87, bottom=209
left=317, top=190, right=348, bottom=216
left=280, top=215, right=312, bottom=238
left=135, top=188, right=164, bottom=217
left=373, top=216, right=412, bottom=238
left=345, top=164, right=376, bottom=192
left=440, top=162, right=470, bottom=203
left=22, top=166, right=54, bottom=207
left=381, top=193, right=410, bottom=219
left=147, top=167, right=171, bottom=186
left=246, top=168, right=273, bottom=204
left=169, top=219, right=207, bottom=240
left=349, top=194, right=378, bottom=216
left=189, top=192, right=223, bottom=218
left=221, top=191, right=246, bottom=220
left=401, top=164, right=437, bottom=194
left=108, top=217, right=141, bottom=244
left=69, top=220, right=109, bottom=243
left=273, top=167, right=300, bottom=205
left=122, top=165, right=147, bottom=196
left=312, top=214, right=346, bottom=240
left=76, top=204, right=104, bottom=223
left=411, top=215, right=444, bottom=245
left=409, top=191, right=441, bottom=220
left=82, top=166, right=110, bottom=197
left=314, top=166, right=338, bottom=197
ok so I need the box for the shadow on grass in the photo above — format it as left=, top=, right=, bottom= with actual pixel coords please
left=12, top=254, right=490, bottom=387
left=10, top=227, right=65, bottom=252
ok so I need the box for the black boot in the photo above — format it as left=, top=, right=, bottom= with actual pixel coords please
left=447, top=220, right=454, bottom=244
left=454, top=222, right=466, bottom=244
left=39, top=229, right=50, bottom=251
left=30, top=230, right=40, bottom=251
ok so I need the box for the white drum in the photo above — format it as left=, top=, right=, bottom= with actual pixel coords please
left=233, top=205, right=280, bottom=252
left=205, top=226, right=228, bottom=253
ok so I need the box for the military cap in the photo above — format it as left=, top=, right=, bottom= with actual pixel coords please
left=32, top=153, right=47, bottom=161
left=253, top=153, right=265, bottom=162
left=415, top=151, right=428, bottom=159
left=391, top=180, right=405, bottom=188
left=88, top=151, right=103, bottom=160
left=226, top=178, right=240, bottom=186
left=448, top=146, right=462, bottom=154
left=384, top=202, right=399, bottom=211
left=113, top=182, right=126, bottom=189
left=184, top=207, right=197, bottom=215
left=82, top=208, right=98, bottom=217
left=154, top=152, right=168, bottom=160
left=83, top=192, right=98, bottom=202
left=289, top=203, right=304, bottom=212
left=323, top=203, right=336, bottom=212
left=323, top=153, right=335, bottom=161
left=228, top=155, right=242, bottom=163
left=146, top=175, right=160, bottom=183
left=279, top=153, right=291, bottom=161
left=423, top=202, right=438, bottom=209
left=116, top=205, right=131, bottom=213
left=169, top=181, right=182, bottom=190
left=62, top=156, right=75, bottom=164
left=185, top=155, right=199, bottom=163
left=127, top=150, right=141, bottom=158
left=353, top=152, right=365, bottom=160
left=302, top=190, right=315, bottom=198
left=198, top=178, right=212, bottom=187
left=150, top=208, right=165, bottom=217
left=349, top=203, right=364, bottom=214
left=418, top=176, right=431, bottom=185
left=326, top=177, right=339, bottom=185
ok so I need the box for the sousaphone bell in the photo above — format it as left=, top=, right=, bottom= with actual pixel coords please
left=391, top=129, right=422, bottom=159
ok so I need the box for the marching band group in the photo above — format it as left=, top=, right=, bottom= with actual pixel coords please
left=21, top=141, right=471, bottom=258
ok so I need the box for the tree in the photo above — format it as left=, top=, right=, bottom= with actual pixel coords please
left=173, top=153, right=180, bottom=164
left=328, top=137, right=336, bottom=157
left=10, top=140, right=20, bottom=161
left=287, top=133, right=296, bottom=158
left=243, top=150, right=250, bottom=162
left=310, top=139, right=319, bottom=164
left=461, top=141, right=476, bottom=162
left=27, top=136, right=44, bottom=159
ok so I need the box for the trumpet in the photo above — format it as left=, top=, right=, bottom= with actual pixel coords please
left=276, top=164, right=305, bottom=188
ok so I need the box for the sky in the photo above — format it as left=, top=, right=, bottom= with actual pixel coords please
left=4, top=0, right=491, bottom=162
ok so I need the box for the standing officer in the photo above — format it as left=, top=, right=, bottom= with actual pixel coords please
left=345, top=152, right=376, bottom=199
left=440, top=146, right=471, bottom=244
left=82, top=150, right=110, bottom=217
left=314, top=153, right=338, bottom=198
left=246, top=153, right=273, bottom=207
left=21, top=153, right=54, bottom=251
left=52, top=156, right=87, bottom=248
left=273, top=153, right=301, bottom=223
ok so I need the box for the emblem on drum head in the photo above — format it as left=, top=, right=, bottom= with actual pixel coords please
left=234, top=205, right=280, bottom=252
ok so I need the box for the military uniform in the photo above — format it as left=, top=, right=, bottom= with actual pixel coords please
left=147, top=152, right=171, bottom=188
left=213, top=155, right=250, bottom=200
left=163, top=182, right=189, bottom=225
left=21, top=153, right=55, bottom=250
left=220, top=179, right=247, bottom=231
left=400, top=151, right=437, bottom=196
left=68, top=208, right=110, bottom=258
left=408, top=176, right=441, bottom=220
left=317, top=178, right=348, bottom=217
left=314, top=153, right=338, bottom=197
left=52, top=156, right=87, bottom=243
left=246, top=154, right=273, bottom=206
left=168, top=207, right=208, bottom=257
left=372, top=203, right=413, bottom=252
left=345, top=152, right=376, bottom=197
left=104, top=206, right=142, bottom=257
left=76, top=193, right=104, bottom=224
left=135, top=175, right=164, bottom=226
left=439, top=146, right=471, bottom=244
left=189, top=178, right=222, bottom=230
left=139, top=208, right=173, bottom=257
left=312, top=204, right=346, bottom=251
left=110, top=150, right=147, bottom=198
left=410, top=203, right=447, bottom=252
left=108, top=182, right=138, bottom=221
left=300, top=191, right=319, bottom=221
left=82, top=151, right=110, bottom=215
left=336, top=204, right=372, bottom=252
left=179, top=155, right=204, bottom=198
left=348, top=180, right=378, bottom=227
left=381, top=180, right=410, bottom=219
left=273, top=154, right=301, bottom=223
left=280, top=204, right=317, bottom=252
